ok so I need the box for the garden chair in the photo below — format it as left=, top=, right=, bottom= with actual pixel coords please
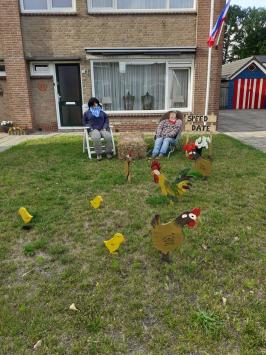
left=167, top=127, right=183, bottom=158
left=82, top=104, right=116, bottom=159
left=149, top=113, right=184, bottom=158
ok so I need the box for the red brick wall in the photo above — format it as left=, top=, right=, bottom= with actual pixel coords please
left=0, top=79, right=8, bottom=121
left=0, top=0, right=34, bottom=129
left=194, top=0, right=225, bottom=115
left=0, top=0, right=224, bottom=132
left=109, top=114, right=161, bottom=132
left=30, top=77, right=58, bottom=131
left=20, top=0, right=197, bottom=57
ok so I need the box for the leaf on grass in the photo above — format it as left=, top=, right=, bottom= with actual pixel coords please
left=33, top=340, right=42, bottom=349
left=69, top=303, right=78, bottom=311
left=222, top=297, right=227, bottom=305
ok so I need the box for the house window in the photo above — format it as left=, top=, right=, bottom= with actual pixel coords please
left=20, top=0, right=75, bottom=12
left=248, top=63, right=256, bottom=72
left=0, top=64, right=6, bottom=77
left=168, top=68, right=189, bottom=108
left=30, top=63, right=52, bottom=76
left=88, top=0, right=195, bottom=12
left=92, top=60, right=192, bottom=112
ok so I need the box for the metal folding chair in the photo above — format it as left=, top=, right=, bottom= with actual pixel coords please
left=167, top=128, right=183, bottom=158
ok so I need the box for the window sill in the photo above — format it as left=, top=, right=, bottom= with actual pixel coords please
left=30, top=75, right=53, bottom=79
left=88, top=10, right=197, bottom=15
left=21, top=12, right=77, bottom=16
left=107, top=110, right=190, bottom=116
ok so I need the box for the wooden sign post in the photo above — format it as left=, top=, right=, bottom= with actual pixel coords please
left=184, top=113, right=217, bottom=133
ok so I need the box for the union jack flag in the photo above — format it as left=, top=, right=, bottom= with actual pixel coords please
left=208, top=0, right=231, bottom=48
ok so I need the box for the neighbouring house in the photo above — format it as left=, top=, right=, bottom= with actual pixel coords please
left=220, top=56, right=266, bottom=110
left=0, top=0, right=224, bottom=132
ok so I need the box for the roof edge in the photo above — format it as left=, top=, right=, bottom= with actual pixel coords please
left=230, top=57, right=266, bottom=80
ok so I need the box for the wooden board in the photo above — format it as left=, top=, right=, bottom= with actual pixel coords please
left=151, top=221, right=184, bottom=254
left=184, top=113, right=217, bottom=133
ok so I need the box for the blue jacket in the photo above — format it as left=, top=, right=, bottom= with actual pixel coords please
left=83, top=110, right=110, bottom=131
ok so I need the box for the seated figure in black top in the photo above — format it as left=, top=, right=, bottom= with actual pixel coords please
left=83, top=97, right=113, bottom=160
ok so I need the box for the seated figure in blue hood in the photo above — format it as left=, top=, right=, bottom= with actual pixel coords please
left=83, top=97, right=113, bottom=160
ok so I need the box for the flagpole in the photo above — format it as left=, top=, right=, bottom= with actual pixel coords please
left=205, top=0, right=215, bottom=116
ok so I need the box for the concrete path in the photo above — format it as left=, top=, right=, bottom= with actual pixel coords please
left=224, top=131, right=266, bottom=153
left=218, top=110, right=266, bottom=153
left=218, top=110, right=266, bottom=132
left=0, top=132, right=73, bottom=153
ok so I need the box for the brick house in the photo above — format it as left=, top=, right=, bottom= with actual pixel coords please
left=0, top=0, right=224, bottom=132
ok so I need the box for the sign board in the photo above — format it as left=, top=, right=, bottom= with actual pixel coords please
left=184, top=113, right=217, bottom=133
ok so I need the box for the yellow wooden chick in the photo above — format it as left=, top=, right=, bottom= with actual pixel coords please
left=18, top=207, right=33, bottom=224
left=90, top=195, right=103, bottom=209
left=104, top=233, right=125, bottom=254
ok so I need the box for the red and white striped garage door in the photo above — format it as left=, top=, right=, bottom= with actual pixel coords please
left=233, top=78, right=266, bottom=109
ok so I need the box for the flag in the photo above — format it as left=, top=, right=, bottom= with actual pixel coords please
left=207, top=0, right=231, bottom=48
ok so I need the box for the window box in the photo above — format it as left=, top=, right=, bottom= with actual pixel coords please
left=91, top=59, right=193, bottom=113
left=20, top=0, right=76, bottom=14
left=88, top=0, right=196, bottom=13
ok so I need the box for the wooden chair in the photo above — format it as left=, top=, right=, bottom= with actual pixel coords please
left=83, top=127, right=116, bottom=159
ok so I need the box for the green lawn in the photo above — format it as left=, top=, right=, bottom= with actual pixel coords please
left=0, top=134, right=265, bottom=354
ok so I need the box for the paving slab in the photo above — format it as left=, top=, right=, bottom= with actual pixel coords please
left=0, top=133, right=59, bottom=153
left=224, top=131, right=266, bottom=153
left=218, top=110, right=266, bottom=132
left=218, top=110, right=266, bottom=153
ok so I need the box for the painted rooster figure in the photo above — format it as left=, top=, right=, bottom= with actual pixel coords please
left=151, top=160, right=193, bottom=201
left=183, top=142, right=212, bottom=178
left=151, top=208, right=201, bottom=262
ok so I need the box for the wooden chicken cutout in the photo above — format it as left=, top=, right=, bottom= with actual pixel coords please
left=104, top=233, right=125, bottom=254
left=125, top=153, right=132, bottom=182
left=183, top=141, right=212, bottom=178
left=151, top=161, right=193, bottom=201
left=151, top=208, right=201, bottom=262
left=151, top=160, right=161, bottom=183
left=18, top=207, right=33, bottom=224
left=90, top=195, right=103, bottom=209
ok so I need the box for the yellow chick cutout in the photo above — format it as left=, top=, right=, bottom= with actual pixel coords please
left=104, top=233, right=125, bottom=254
left=18, top=207, right=33, bottom=224
left=90, top=195, right=103, bottom=209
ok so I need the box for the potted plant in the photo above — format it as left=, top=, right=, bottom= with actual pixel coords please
left=0, top=120, right=13, bottom=133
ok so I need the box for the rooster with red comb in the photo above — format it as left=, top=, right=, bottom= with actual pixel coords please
left=151, top=160, right=194, bottom=201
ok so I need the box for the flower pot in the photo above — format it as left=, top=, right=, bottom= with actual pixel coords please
left=1, top=126, right=10, bottom=133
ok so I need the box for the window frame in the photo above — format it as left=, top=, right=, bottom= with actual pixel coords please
left=87, top=0, right=197, bottom=13
left=0, top=64, right=6, bottom=77
left=91, top=58, right=193, bottom=114
left=30, top=62, right=53, bottom=76
left=20, top=0, right=76, bottom=14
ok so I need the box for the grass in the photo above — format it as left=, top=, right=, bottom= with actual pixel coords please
left=0, top=134, right=265, bottom=354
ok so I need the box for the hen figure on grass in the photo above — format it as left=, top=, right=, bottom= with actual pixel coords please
left=151, top=208, right=201, bottom=262
left=151, top=160, right=193, bottom=202
left=183, top=142, right=212, bottom=178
